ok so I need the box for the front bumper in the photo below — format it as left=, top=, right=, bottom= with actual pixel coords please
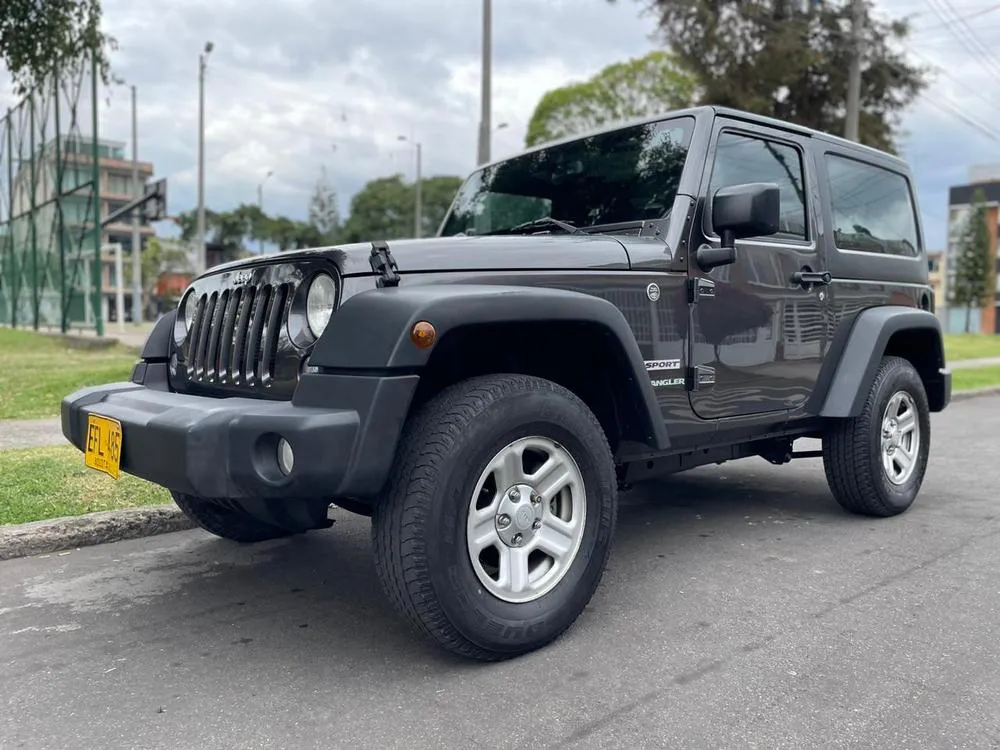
left=61, top=372, right=418, bottom=500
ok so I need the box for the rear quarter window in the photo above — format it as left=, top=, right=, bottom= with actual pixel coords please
left=825, top=153, right=921, bottom=258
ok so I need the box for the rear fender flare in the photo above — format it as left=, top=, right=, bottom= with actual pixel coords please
left=810, top=306, right=948, bottom=418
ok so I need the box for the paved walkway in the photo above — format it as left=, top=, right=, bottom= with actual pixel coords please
left=951, top=356, right=1000, bottom=369
left=0, top=418, right=64, bottom=450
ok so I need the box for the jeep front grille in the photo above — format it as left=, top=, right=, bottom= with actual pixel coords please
left=185, top=282, right=290, bottom=387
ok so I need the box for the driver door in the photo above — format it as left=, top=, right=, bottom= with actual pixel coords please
left=687, top=120, right=829, bottom=420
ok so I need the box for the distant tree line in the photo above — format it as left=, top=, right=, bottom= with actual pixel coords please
left=172, top=169, right=463, bottom=264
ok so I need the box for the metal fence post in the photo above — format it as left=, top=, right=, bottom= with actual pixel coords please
left=53, top=65, right=68, bottom=333
left=4, top=108, right=13, bottom=327
left=90, top=54, right=103, bottom=337
left=28, top=91, right=38, bottom=329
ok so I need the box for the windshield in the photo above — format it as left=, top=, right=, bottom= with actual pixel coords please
left=440, top=116, right=694, bottom=236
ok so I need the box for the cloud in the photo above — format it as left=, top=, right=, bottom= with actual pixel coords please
left=89, top=0, right=658, bottom=234
left=14, top=0, right=1000, bottom=250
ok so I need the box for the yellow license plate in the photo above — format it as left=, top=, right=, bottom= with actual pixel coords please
left=84, top=414, right=123, bottom=480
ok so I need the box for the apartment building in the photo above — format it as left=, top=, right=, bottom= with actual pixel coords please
left=946, top=166, right=1000, bottom=334
left=7, top=134, right=156, bottom=325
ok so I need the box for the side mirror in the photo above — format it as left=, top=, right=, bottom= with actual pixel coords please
left=696, top=182, right=781, bottom=271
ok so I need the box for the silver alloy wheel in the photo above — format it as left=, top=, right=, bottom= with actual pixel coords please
left=880, top=390, right=921, bottom=485
left=466, top=436, right=587, bottom=604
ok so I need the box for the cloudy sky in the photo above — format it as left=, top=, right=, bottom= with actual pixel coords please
left=13, top=0, right=1000, bottom=249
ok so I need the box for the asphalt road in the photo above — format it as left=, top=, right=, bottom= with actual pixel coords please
left=3, top=397, right=1000, bottom=750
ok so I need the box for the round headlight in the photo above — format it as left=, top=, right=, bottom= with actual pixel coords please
left=181, top=292, right=198, bottom=331
left=306, top=273, right=337, bottom=337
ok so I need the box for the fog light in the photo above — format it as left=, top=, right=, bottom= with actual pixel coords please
left=277, top=438, right=294, bottom=476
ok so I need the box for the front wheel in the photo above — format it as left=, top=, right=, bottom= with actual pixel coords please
left=372, top=374, right=618, bottom=661
left=823, top=356, right=931, bottom=517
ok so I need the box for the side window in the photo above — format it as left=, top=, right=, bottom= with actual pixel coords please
left=825, top=154, right=920, bottom=257
left=708, top=131, right=807, bottom=241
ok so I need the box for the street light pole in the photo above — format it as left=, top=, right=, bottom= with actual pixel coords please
left=476, top=0, right=492, bottom=165
left=130, top=83, right=142, bottom=323
left=398, top=136, right=423, bottom=238
left=257, top=170, right=272, bottom=254
left=196, top=41, right=213, bottom=275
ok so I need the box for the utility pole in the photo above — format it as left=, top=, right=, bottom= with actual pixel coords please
left=130, top=84, right=142, bottom=323
left=476, top=0, right=492, bottom=165
left=845, top=0, right=863, bottom=142
left=196, top=41, right=214, bottom=275
left=415, top=142, right=422, bottom=239
left=257, top=170, right=272, bottom=254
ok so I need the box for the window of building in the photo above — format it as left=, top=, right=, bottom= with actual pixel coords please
left=106, top=174, right=134, bottom=196
left=707, top=131, right=808, bottom=241
left=826, top=154, right=920, bottom=257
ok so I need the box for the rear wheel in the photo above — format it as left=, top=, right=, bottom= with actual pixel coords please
left=372, top=374, right=618, bottom=661
left=171, top=492, right=328, bottom=543
left=823, top=356, right=931, bottom=517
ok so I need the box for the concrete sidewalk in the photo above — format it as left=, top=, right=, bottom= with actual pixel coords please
left=0, top=418, right=65, bottom=450
left=951, top=356, right=1000, bottom=369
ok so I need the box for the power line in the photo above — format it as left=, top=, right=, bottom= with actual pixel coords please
left=909, top=48, right=1000, bottom=121
left=922, top=0, right=1000, bottom=81
left=918, top=92, right=1000, bottom=143
left=910, top=2, right=1000, bottom=34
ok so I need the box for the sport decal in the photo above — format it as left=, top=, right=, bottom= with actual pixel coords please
left=644, top=359, right=681, bottom=372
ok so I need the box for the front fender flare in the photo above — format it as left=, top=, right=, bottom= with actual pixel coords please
left=310, top=283, right=669, bottom=449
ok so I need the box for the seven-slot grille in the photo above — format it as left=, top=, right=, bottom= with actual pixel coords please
left=185, top=281, right=290, bottom=388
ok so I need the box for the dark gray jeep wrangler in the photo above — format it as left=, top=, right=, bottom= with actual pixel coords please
left=63, top=106, right=951, bottom=661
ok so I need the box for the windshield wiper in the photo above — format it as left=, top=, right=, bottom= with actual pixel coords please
left=497, top=217, right=586, bottom=236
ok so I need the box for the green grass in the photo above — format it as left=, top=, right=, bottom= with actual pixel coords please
left=0, top=445, right=170, bottom=526
left=943, top=334, right=1000, bottom=362
left=953, top=364, right=1000, bottom=393
left=0, top=328, right=138, bottom=419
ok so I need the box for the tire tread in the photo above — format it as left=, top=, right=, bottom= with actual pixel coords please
left=823, top=355, right=928, bottom=518
left=372, top=373, right=613, bottom=661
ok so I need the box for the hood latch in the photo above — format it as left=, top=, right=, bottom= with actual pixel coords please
left=369, top=240, right=400, bottom=288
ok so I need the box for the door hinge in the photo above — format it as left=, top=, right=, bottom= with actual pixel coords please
left=686, top=365, right=716, bottom=391
left=369, top=240, right=400, bottom=288
left=687, top=276, right=716, bottom=303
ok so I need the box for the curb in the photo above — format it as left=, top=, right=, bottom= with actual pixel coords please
left=0, top=505, right=196, bottom=562
left=950, top=386, right=1000, bottom=402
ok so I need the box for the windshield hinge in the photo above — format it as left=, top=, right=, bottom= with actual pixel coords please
left=687, top=276, right=715, bottom=304
left=369, top=240, right=400, bottom=288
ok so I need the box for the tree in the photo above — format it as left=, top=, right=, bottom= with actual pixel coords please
left=174, top=207, right=251, bottom=263
left=525, top=51, right=696, bottom=147
left=607, top=0, right=927, bottom=152
left=948, top=190, right=993, bottom=333
left=1, top=0, right=115, bottom=95
left=122, top=236, right=191, bottom=314
left=418, top=176, right=463, bottom=237
left=341, top=174, right=462, bottom=242
left=308, top=166, right=342, bottom=244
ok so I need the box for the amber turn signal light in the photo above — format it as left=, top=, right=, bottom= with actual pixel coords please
left=410, top=321, right=436, bottom=349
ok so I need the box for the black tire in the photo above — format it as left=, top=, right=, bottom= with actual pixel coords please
left=171, top=492, right=297, bottom=543
left=372, top=374, right=618, bottom=661
left=823, top=355, right=931, bottom=517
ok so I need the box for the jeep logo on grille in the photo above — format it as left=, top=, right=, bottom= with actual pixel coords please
left=230, top=270, right=254, bottom=286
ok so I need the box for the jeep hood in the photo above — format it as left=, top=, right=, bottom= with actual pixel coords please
left=266, top=234, right=632, bottom=276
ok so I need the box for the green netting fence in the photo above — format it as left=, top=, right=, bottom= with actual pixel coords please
left=0, top=55, right=103, bottom=335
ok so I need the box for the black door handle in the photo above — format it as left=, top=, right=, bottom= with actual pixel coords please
left=791, top=269, right=832, bottom=288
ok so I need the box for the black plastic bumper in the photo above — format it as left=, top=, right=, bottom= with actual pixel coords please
left=61, top=372, right=419, bottom=500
